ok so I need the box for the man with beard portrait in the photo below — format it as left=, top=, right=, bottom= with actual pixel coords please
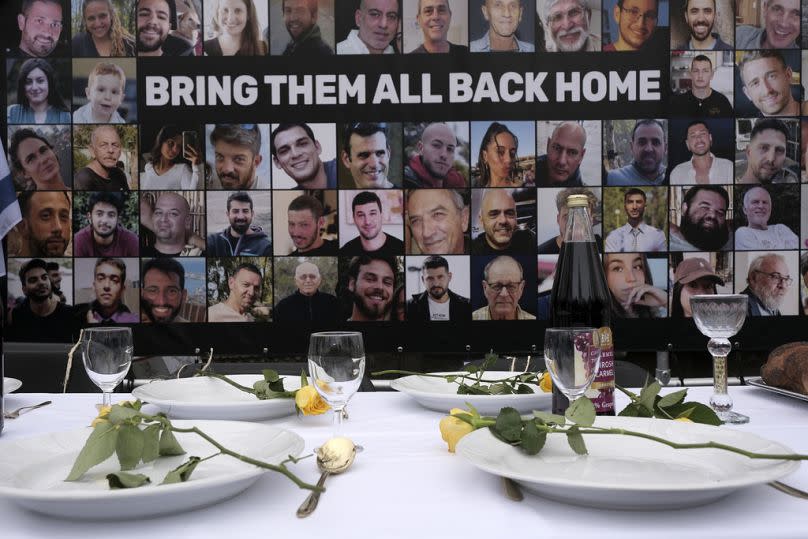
left=210, top=124, right=267, bottom=189
left=742, top=253, right=793, bottom=316
left=141, top=257, right=188, bottom=323
left=7, top=258, right=76, bottom=341
left=137, top=0, right=194, bottom=56
left=471, top=189, right=536, bottom=254
left=406, top=255, right=470, bottom=321
left=346, top=255, right=396, bottom=321
left=673, top=0, right=732, bottom=50
left=74, top=191, right=139, bottom=257
left=669, top=185, right=732, bottom=251
left=206, top=191, right=272, bottom=256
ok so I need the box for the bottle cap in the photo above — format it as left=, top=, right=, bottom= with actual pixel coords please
left=566, top=194, right=589, bottom=207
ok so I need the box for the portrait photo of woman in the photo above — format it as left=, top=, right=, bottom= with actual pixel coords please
left=203, top=0, right=268, bottom=56
left=140, top=125, right=202, bottom=190
left=472, top=121, right=535, bottom=187
left=71, top=0, right=136, bottom=57
left=604, top=252, right=668, bottom=318
left=7, top=59, right=71, bottom=124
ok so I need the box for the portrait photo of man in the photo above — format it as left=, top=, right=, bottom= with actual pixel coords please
left=207, top=260, right=268, bottom=322
left=605, top=119, right=668, bottom=186
left=471, top=188, right=536, bottom=255
left=403, top=0, right=468, bottom=53
left=74, top=257, right=140, bottom=324
left=734, top=185, right=799, bottom=250
left=9, top=0, right=68, bottom=58
left=339, top=190, right=404, bottom=256
left=536, top=121, right=600, bottom=187
left=736, top=251, right=799, bottom=316
left=669, top=185, right=733, bottom=251
left=403, top=122, right=469, bottom=188
left=206, top=191, right=272, bottom=256
left=669, top=53, right=734, bottom=117
left=6, top=258, right=76, bottom=342
left=272, top=191, right=338, bottom=255
left=343, top=255, right=400, bottom=321
left=268, top=0, right=334, bottom=56
left=270, top=123, right=337, bottom=189
left=471, top=255, right=536, bottom=320
left=206, top=123, right=270, bottom=189
left=537, top=187, right=601, bottom=254
left=405, top=188, right=469, bottom=254
left=336, top=0, right=400, bottom=54
left=339, top=122, right=401, bottom=189
left=7, top=125, right=71, bottom=190
left=603, top=187, right=667, bottom=252
left=670, top=0, right=733, bottom=50
left=45, top=260, right=67, bottom=303
left=141, top=257, right=206, bottom=323
left=73, top=191, right=139, bottom=257
left=668, top=119, right=733, bottom=185
left=73, top=124, right=136, bottom=191
left=405, top=255, right=471, bottom=322
left=273, top=257, right=340, bottom=323
left=540, top=0, right=601, bottom=52
left=470, top=0, right=535, bottom=52
left=9, top=190, right=72, bottom=257
left=736, top=118, right=799, bottom=184
left=602, top=0, right=667, bottom=51
left=735, top=0, right=799, bottom=49
left=736, top=50, right=801, bottom=118
left=139, top=191, right=205, bottom=257
left=137, top=0, right=196, bottom=56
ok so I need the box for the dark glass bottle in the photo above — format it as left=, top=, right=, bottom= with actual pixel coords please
left=550, top=194, right=615, bottom=415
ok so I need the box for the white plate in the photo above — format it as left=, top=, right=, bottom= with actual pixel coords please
left=746, top=377, right=808, bottom=403
left=132, top=375, right=300, bottom=420
left=0, top=420, right=304, bottom=520
left=456, top=416, right=799, bottom=510
left=2, top=378, right=22, bottom=395
left=389, top=371, right=551, bottom=415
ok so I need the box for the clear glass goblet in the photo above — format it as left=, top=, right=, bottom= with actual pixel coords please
left=544, top=327, right=602, bottom=408
left=307, top=331, right=365, bottom=435
left=690, top=294, right=749, bottom=424
left=80, top=327, right=133, bottom=408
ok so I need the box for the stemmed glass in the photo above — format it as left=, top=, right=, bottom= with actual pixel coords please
left=307, top=331, right=366, bottom=435
left=544, top=327, right=602, bottom=408
left=690, top=294, right=749, bottom=424
left=80, top=327, right=133, bottom=408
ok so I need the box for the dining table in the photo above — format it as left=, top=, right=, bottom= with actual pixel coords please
left=0, top=385, right=806, bottom=539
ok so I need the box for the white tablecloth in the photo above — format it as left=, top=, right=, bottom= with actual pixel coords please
left=1, top=387, right=806, bottom=539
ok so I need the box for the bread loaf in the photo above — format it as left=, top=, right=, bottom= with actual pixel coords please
left=760, top=342, right=808, bottom=395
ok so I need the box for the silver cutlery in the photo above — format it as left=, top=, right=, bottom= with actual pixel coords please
left=4, top=400, right=52, bottom=419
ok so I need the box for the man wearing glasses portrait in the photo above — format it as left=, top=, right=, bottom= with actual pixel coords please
left=472, top=255, right=535, bottom=320
left=543, top=0, right=600, bottom=52
left=603, top=0, right=661, bottom=51
left=742, top=253, right=793, bottom=317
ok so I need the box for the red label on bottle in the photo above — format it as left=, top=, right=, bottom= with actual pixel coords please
left=591, top=327, right=615, bottom=415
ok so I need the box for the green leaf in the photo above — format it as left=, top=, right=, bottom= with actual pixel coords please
left=488, top=383, right=510, bottom=395
left=516, top=384, right=535, bottom=394
left=618, top=402, right=646, bottom=417
left=116, top=424, right=145, bottom=471
left=262, top=369, right=280, bottom=383
left=638, top=382, right=661, bottom=412
left=464, top=364, right=479, bottom=374
left=657, top=389, right=687, bottom=409
left=566, top=397, right=596, bottom=427
left=106, top=472, right=151, bottom=489
left=159, top=428, right=186, bottom=456
left=465, top=402, right=480, bottom=418
left=533, top=411, right=566, bottom=425
left=566, top=427, right=588, bottom=455
left=481, top=352, right=498, bottom=371
left=65, top=422, right=120, bottom=481
left=520, top=420, right=546, bottom=455
left=107, top=405, right=140, bottom=424
left=445, top=375, right=458, bottom=383
left=300, top=369, right=308, bottom=387
left=664, top=402, right=722, bottom=426
left=161, top=456, right=201, bottom=485
left=141, top=424, right=161, bottom=463
left=494, top=407, right=524, bottom=443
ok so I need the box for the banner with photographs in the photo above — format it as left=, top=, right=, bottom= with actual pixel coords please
left=2, top=0, right=806, bottom=354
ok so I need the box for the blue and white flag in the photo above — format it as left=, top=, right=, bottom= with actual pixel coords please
left=0, top=144, right=22, bottom=277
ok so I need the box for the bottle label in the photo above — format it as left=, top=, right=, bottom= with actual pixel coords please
left=590, top=327, right=615, bottom=415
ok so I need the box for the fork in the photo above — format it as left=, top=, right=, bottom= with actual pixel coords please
left=768, top=481, right=808, bottom=500
left=3, top=400, right=52, bottom=419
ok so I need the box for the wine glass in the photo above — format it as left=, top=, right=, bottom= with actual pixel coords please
left=80, top=327, right=133, bottom=408
left=307, top=331, right=365, bottom=435
left=544, top=327, right=602, bottom=407
left=689, top=294, right=749, bottom=424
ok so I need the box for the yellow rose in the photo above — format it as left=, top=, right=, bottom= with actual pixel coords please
left=295, top=385, right=331, bottom=416
left=90, top=405, right=112, bottom=427
left=439, top=409, right=475, bottom=453
left=674, top=417, right=693, bottom=423
left=539, top=371, right=552, bottom=393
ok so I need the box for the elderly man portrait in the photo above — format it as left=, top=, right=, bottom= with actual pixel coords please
left=7, top=258, right=75, bottom=342
left=669, top=185, right=732, bottom=251
left=406, top=255, right=470, bottom=321
left=345, top=255, right=397, bottom=321
left=206, top=191, right=272, bottom=256
left=471, top=189, right=536, bottom=255
left=74, top=257, right=140, bottom=324
left=737, top=50, right=800, bottom=118
left=271, top=123, right=337, bottom=189
left=337, top=0, right=399, bottom=54
left=74, top=125, right=130, bottom=191
left=603, top=0, right=661, bottom=51
left=341, top=122, right=397, bottom=189
left=12, top=191, right=71, bottom=257
left=341, top=191, right=404, bottom=256
left=287, top=194, right=338, bottom=255
left=736, top=0, right=799, bottom=49
left=669, top=120, right=733, bottom=185
left=275, top=0, right=334, bottom=55
left=208, top=262, right=263, bottom=322
left=538, top=187, right=600, bottom=254
left=735, top=186, right=798, bottom=250
left=409, top=0, right=468, bottom=53
left=406, top=188, right=469, bottom=254
left=605, top=188, right=666, bottom=252
left=209, top=123, right=267, bottom=189
left=606, top=119, right=667, bottom=186
left=673, top=0, right=732, bottom=50
left=274, top=260, right=340, bottom=322
left=74, top=192, right=138, bottom=257
left=8, top=128, right=68, bottom=191
left=543, top=0, right=600, bottom=51
left=472, top=255, right=535, bottom=320
left=141, top=192, right=204, bottom=257
left=137, top=0, right=195, bottom=56
left=404, top=123, right=466, bottom=188
left=470, top=0, right=534, bottom=52
left=10, top=0, right=66, bottom=58
left=669, top=55, right=733, bottom=117
left=141, top=257, right=189, bottom=323
left=738, top=119, right=799, bottom=184
left=537, top=122, right=589, bottom=187
left=742, top=253, right=793, bottom=316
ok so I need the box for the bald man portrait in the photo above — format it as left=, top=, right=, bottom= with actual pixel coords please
left=404, top=122, right=467, bottom=188
left=472, top=255, right=535, bottom=320
left=471, top=189, right=536, bottom=255
left=141, top=192, right=204, bottom=257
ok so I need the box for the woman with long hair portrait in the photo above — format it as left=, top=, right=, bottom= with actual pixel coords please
left=141, top=125, right=201, bottom=190
left=204, top=0, right=267, bottom=56
left=72, top=0, right=136, bottom=57
left=476, top=122, right=522, bottom=187
left=604, top=252, right=667, bottom=318
left=7, top=59, right=71, bottom=124
left=670, top=257, right=722, bottom=318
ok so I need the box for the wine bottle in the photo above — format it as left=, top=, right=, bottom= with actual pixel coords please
left=550, top=194, right=615, bottom=415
